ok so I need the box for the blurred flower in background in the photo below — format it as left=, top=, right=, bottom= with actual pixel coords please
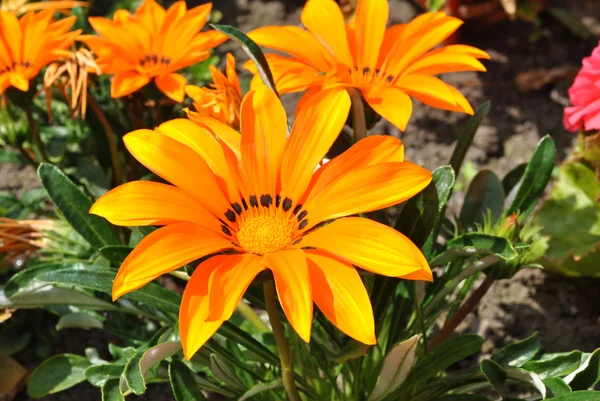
left=185, top=53, right=242, bottom=130
left=246, top=0, right=490, bottom=131
left=79, top=0, right=227, bottom=102
left=0, top=217, right=54, bottom=267
left=564, top=41, right=600, bottom=133
left=0, top=0, right=87, bottom=16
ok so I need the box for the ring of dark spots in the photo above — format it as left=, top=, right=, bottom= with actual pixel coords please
left=282, top=197, right=293, bottom=212
left=224, top=209, right=236, bottom=223
left=297, top=210, right=308, bottom=221
left=241, top=198, right=249, bottom=210
left=298, top=220, right=308, bottom=230
left=249, top=195, right=259, bottom=207
left=221, top=225, right=232, bottom=236
left=276, top=194, right=281, bottom=207
left=260, top=194, right=273, bottom=207
left=231, top=202, right=242, bottom=215
left=293, top=205, right=303, bottom=215
left=362, top=67, right=370, bottom=74
left=293, top=238, right=302, bottom=245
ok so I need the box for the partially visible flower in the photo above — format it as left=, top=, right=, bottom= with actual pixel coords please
left=1, top=0, right=88, bottom=16
left=246, top=0, right=490, bottom=131
left=91, top=86, right=433, bottom=359
left=564, top=42, right=600, bottom=133
left=185, top=53, right=242, bottom=130
left=43, top=47, right=101, bottom=119
left=0, top=217, right=55, bottom=266
left=79, top=0, right=226, bottom=102
left=0, top=9, right=80, bottom=94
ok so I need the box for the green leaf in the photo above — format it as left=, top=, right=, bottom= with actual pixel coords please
left=125, top=342, right=182, bottom=395
left=395, top=165, right=455, bottom=248
left=38, top=163, right=117, bottom=249
left=0, top=147, right=23, bottom=164
left=218, top=321, right=279, bottom=366
left=502, top=163, right=527, bottom=195
left=102, top=378, right=124, bottom=401
left=85, top=363, right=125, bottom=388
left=506, top=135, right=556, bottom=220
left=551, top=391, right=600, bottom=401
left=239, top=379, right=283, bottom=401
left=432, top=396, right=493, bottom=401
left=545, top=377, right=572, bottom=397
left=446, top=233, right=519, bottom=262
left=56, top=313, right=104, bottom=331
left=400, top=334, right=484, bottom=393
left=209, top=354, right=245, bottom=390
left=459, top=170, right=505, bottom=230
left=505, top=367, right=546, bottom=398
left=427, top=0, right=447, bottom=12
left=211, top=24, right=278, bottom=95
left=449, top=101, right=490, bottom=177
left=27, top=354, right=91, bottom=398
left=99, top=246, right=133, bottom=264
left=567, top=349, right=600, bottom=391
left=492, top=332, right=539, bottom=367
left=523, top=351, right=583, bottom=379
left=168, top=360, right=207, bottom=401
left=481, top=359, right=507, bottom=394
left=1, top=285, right=119, bottom=311
left=36, top=268, right=181, bottom=315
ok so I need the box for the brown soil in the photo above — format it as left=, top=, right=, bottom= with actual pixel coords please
left=3, top=0, right=600, bottom=399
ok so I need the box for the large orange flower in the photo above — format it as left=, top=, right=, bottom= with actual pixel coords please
left=185, top=53, right=242, bottom=130
left=90, top=86, right=433, bottom=359
left=0, top=9, right=79, bottom=94
left=79, top=0, right=226, bottom=102
left=246, top=0, right=490, bottom=131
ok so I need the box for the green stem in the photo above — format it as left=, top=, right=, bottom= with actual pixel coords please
left=25, top=107, right=48, bottom=162
left=347, top=87, right=367, bottom=142
left=264, top=278, right=302, bottom=401
left=237, top=300, right=270, bottom=332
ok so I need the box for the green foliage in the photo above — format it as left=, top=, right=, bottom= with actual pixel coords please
left=27, top=354, right=91, bottom=398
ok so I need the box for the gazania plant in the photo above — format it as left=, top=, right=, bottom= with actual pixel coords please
left=1, top=1, right=599, bottom=401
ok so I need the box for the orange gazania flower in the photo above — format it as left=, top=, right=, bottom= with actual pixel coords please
left=1, top=0, right=88, bottom=16
left=185, top=53, right=242, bottom=130
left=90, top=86, right=433, bottom=359
left=246, top=0, right=490, bottom=131
left=78, top=0, right=226, bottom=102
left=0, top=9, right=79, bottom=94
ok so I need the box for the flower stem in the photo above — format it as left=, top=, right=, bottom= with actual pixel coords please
left=25, top=107, right=48, bottom=162
left=347, top=87, right=366, bottom=142
left=237, top=300, right=270, bottom=333
left=88, top=95, right=124, bottom=185
left=264, top=278, right=302, bottom=401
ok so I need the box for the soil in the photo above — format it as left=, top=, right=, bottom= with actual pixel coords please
left=3, top=0, right=600, bottom=399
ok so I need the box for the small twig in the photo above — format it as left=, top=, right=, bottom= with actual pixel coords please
left=88, top=95, right=124, bottom=185
left=25, top=107, right=48, bottom=162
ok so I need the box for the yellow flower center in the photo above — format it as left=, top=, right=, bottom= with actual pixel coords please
left=236, top=212, right=295, bottom=255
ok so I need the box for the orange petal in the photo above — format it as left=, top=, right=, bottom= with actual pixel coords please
left=364, top=86, right=412, bottom=131
left=90, top=181, right=221, bottom=231
left=394, top=74, right=457, bottom=111
left=304, top=162, right=432, bottom=227
left=244, top=54, right=322, bottom=94
left=400, top=268, right=433, bottom=282
left=306, top=250, right=376, bottom=344
left=377, top=24, right=406, bottom=68
left=266, top=250, right=313, bottom=342
left=0, top=12, right=22, bottom=63
left=280, top=88, right=350, bottom=202
left=112, top=223, right=233, bottom=300
left=355, top=0, right=388, bottom=72
left=403, top=52, right=486, bottom=76
left=8, top=72, right=29, bottom=92
left=293, top=87, right=320, bottom=118
left=301, top=0, right=354, bottom=67
left=111, top=71, right=150, bottom=98
left=248, top=25, right=334, bottom=70
left=155, top=73, right=187, bottom=102
left=134, top=0, right=166, bottom=33
left=299, top=217, right=430, bottom=278
left=155, top=119, right=238, bottom=200
left=123, top=129, right=231, bottom=217
left=180, top=255, right=230, bottom=360
left=240, top=86, right=287, bottom=196
left=184, top=112, right=241, bottom=157
left=206, top=254, right=265, bottom=321
left=447, top=84, right=474, bottom=115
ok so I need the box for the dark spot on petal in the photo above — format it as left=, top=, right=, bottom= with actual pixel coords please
left=362, top=67, right=370, bottom=74
left=231, top=202, right=242, bottom=215
left=299, top=219, right=308, bottom=230
left=293, top=205, right=303, bottom=215
left=293, top=238, right=302, bottom=245
left=224, top=209, right=236, bottom=223
left=249, top=195, right=258, bottom=207
left=241, top=198, right=249, bottom=210
left=221, top=225, right=232, bottom=236
left=386, top=75, right=395, bottom=83
left=276, top=194, right=281, bottom=207
left=260, top=194, right=273, bottom=207
left=297, top=210, right=308, bottom=221
left=282, top=197, right=293, bottom=212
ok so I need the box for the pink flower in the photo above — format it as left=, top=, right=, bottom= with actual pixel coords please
left=564, top=42, right=600, bottom=133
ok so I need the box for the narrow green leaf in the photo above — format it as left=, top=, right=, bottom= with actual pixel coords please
left=1, top=285, right=119, bottom=311
left=168, top=360, right=207, bottom=401
left=523, top=351, right=583, bottom=379
left=506, top=135, right=556, bottom=220
left=209, top=354, right=245, bottom=390
left=27, top=354, right=91, bottom=398
left=481, top=359, right=507, bottom=394
left=211, top=24, right=278, bottom=96
left=101, top=378, right=124, bottom=401
left=38, top=163, right=117, bottom=249
left=492, top=333, right=540, bottom=367
left=218, top=321, right=279, bottom=366
left=506, top=367, right=546, bottom=398
left=449, top=101, right=490, bottom=177
left=427, top=0, right=447, bottom=12
left=85, top=363, right=125, bottom=388
left=551, top=391, right=600, bottom=401
left=432, top=396, right=493, bottom=401
left=568, top=349, right=600, bottom=391
left=446, top=233, right=519, bottom=261
left=545, top=377, right=572, bottom=397
left=459, top=170, right=505, bottom=230
left=395, top=165, right=455, bottom=248
left=56, top=313, right=104, bottom=331
left=239, top=379, right=283, bottom=401
left=502, top=163, right=527, bottom=195
left=99, top=246, right=132, bottom=264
